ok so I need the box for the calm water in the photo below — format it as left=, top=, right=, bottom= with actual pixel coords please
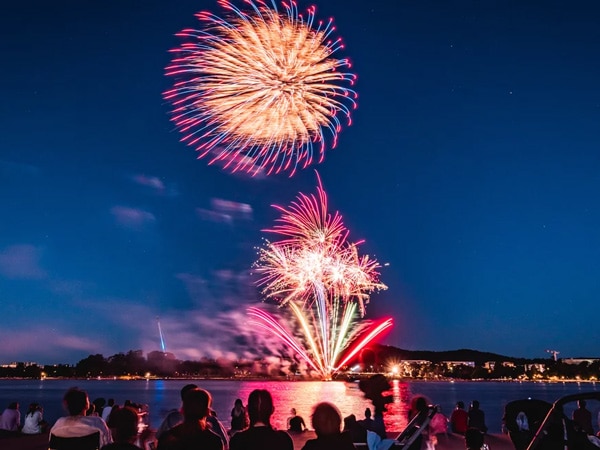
left=1, top=379, right=599, bottom=433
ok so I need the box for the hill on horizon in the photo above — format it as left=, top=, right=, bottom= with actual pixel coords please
left=372, top=345, right=546, bottom=365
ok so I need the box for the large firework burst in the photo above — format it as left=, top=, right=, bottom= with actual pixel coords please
left=253, top=174, right=391, bottom=379
left=164, top=0, right=357, bottom=176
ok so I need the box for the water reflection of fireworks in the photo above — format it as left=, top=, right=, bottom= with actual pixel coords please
left=252, top=174, right=392, bottom=379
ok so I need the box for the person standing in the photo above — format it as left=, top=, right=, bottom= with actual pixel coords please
left=572, top=399, right=593, bottom=434
left=450, top=401, right=468, bottom=434
left=468, top=400, right=487, bottom=433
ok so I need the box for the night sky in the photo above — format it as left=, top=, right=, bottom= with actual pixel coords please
left=2, top=0, right=600, bottom=364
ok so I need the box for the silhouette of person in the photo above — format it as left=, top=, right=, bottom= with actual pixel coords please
left=343, top=414, right=367, bottom=443
left=407, top=396, right=429, bottom=450
left=572, top=399, right=593, bottom=434
left=358, top=408, right=375, bottom=432
left=450, top=401, right=468, bottom=434
left=156, top=383, right=228, bottom=448
left=468, top=400, right=487, bottom=433
left=157, top=388, right=223, bottom=450
left=230, top=398, right=248, bottom=433
left=465, top=427, right=485, bottom=450
left=229, top=389, right=293, bottom=450
left=101, top=406, right=142, bottom=450
left=287, top=408, right=306, bottom=432
left=301, top=402, right=355, bottom=450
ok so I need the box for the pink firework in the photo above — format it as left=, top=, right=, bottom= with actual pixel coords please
left=253, top=174, right=392, bottom=378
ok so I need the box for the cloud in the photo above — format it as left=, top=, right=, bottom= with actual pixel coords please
left=0, top=327, right=103, bottom=363
left=111, top=206, right=156, bottom=230
left=196, top=198, right=253, bottom=225
left=70, top=268, right=290, bottom=363
left=212, top=198, right=253, bottom=219
left=0, top=244, right=47, bottom=280
left=130, top=174, right=178, bottom=197
left=196, top=208, right=232, bottom=225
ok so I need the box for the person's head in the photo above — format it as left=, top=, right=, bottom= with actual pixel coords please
left=412, top=396, right=428, bottom=413
left=471, top=400, right=480, bottom=410
left=457, top=401, right=465, bottom=410
left=365, top=407, right=372, bottom=419
left=290, top=408, right=297, bottom=416
left=343, top=414, right=357, bottom=430
left=578, top=399, right=587, bottom=409
left=107, top=398, right=115, bottom=407
left=311, top=402, right=342, bottom=437
left=180, top=383, right=198, bottom=401
left=465, top=427, right=484, bottom=449
left=182, top=388, right=211, bottom=426
left=7, top=401, right=18, bottom=410
left=234, top=398, right=243, bottom=408
left=27, top=403, right=40, bottom=415
left=63, top=388, right=89, bottom=416
left=247, top=389, right=274, bottom=426
left=109, top=406, right=139, bottom=443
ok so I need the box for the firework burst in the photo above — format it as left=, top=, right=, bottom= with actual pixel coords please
left=164, top=0, right=357, bottom=176
left=253, top=174, right=391, bottom=379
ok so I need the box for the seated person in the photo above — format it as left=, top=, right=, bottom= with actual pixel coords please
left=156, top=383, right=228, bottom=448
left=101, top=406, right=142, bottom=450
left=50, top=387, right=112, bottom=447
left=301, top=402, right=355, bottom=450
left=343, top=414, right=367, bottom=443
left=0, top=402, right=20, bottom=435
left=287, top=408, right=306, bottom=432
left=157, top=389, right=223, bottom=450
left=22, top=403, right=45, bottom=435
left=229, top=389, right=293, bottom=450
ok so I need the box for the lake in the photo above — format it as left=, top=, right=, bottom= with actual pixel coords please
left=1, top=379, right=599, bottom=433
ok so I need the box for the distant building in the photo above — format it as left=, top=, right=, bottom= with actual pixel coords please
left=562, top=358, right=599, bottom=365
left=0, top=362, right=38, bottom=368
left=442, top=361, right=475, bottom=368
left=525, top=363, right=546, bottom=373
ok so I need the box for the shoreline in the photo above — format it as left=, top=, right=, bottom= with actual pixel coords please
left=2, top=375, right=598, bottom=383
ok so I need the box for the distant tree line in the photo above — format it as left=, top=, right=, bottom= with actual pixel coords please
left=0, top=350, right=256, bottom=379
left=1, top=347, right=599, bottom=380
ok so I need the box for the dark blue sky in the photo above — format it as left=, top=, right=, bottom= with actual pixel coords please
left=2, top=0, right=600, bottom=364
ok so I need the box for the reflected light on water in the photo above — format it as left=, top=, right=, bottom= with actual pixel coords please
left=232, top=380, right=415, bottom=432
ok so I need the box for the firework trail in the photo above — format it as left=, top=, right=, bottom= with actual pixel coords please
left=164, top=0, right=357, bottom=176
left=156, top=316, right=166, bottom=353
left=253, top=174, right=392, bottom=379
